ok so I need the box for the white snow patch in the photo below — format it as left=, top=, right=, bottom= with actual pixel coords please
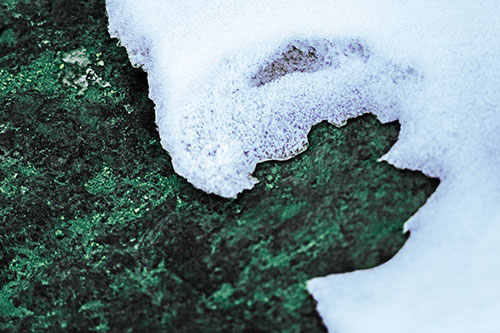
left=106, top=0, right=500, bottom=332
left=62, top=48, right=90, bottom=67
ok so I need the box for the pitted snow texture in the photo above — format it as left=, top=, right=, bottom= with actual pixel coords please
left=166, top=38, right=418, bottom=198
left=106, top=1, right=500, bottom=332
left=106, top=2, right=419, bottom=198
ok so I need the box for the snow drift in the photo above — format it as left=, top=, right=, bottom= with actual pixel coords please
left=106, top=0, right=500, bottom=331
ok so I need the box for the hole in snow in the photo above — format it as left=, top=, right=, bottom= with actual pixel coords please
left=251, top=38, right=370, bottom=87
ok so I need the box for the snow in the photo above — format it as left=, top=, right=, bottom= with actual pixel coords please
left=106, top=0, right=500, bottom=331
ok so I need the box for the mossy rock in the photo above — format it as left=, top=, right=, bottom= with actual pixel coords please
left=0, top=0, right=438, bottom=331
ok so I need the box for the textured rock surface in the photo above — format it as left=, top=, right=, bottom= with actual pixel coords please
left=0, top=0, right=437, bottom=331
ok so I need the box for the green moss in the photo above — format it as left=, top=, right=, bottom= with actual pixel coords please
left=0, top=0, right=439, bottom=331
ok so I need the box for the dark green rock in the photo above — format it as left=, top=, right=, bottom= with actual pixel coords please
left=0, top=0, right=438, bottom=331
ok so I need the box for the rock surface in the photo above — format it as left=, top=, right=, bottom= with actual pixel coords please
left=0, top=0, right=437, bottom=331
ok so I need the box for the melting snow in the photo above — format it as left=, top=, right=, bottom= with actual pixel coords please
left=106, top=0, right=500, bottom=331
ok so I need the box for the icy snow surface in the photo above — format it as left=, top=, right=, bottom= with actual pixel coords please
left=106, top=0, right=500, bottom=331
